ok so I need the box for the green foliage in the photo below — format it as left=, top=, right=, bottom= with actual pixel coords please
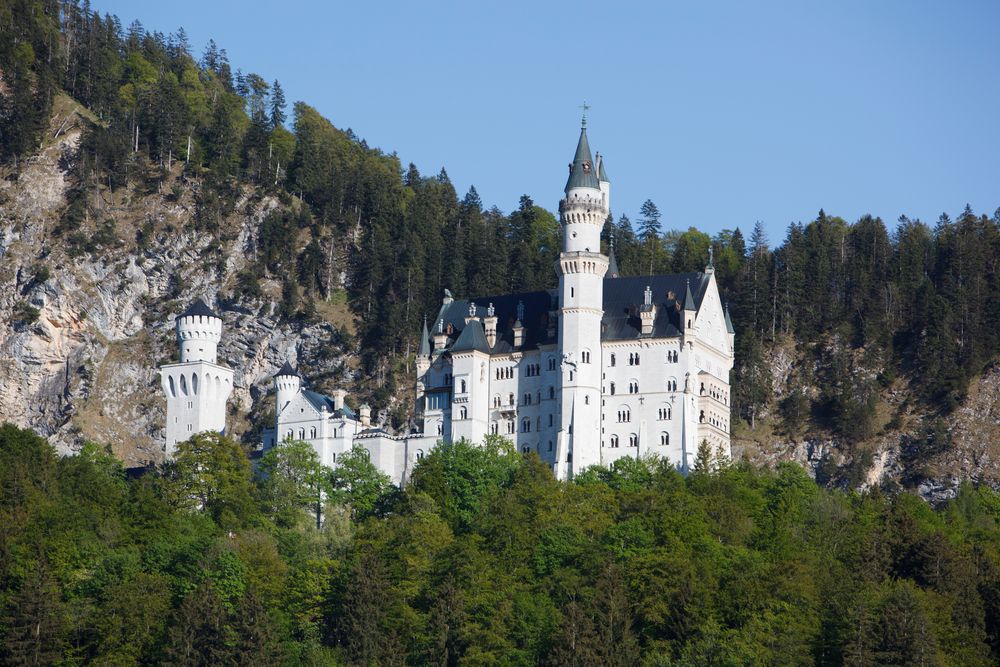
left=257, top=438, right=331, bottom=527
left=2, top=424, right=1000, bottom=663
left=328, top=444, right=393, bottom=520
left=408, top=435, right=521, bottom=532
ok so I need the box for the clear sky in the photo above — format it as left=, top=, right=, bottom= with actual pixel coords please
left=96, top=0, right=1000, bottom=243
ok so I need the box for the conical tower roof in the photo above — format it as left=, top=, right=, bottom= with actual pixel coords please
left=724, top=303, right=735, bottom=334
left=598, top=153, right=609, bottom=182
left=607, top=244, right=620, bottom=278
left=181, top=297, right=219, bottom=319
left=564, top=124, right=600, bottom=191
left=683, top=279, right=696, bottom=311
left=275, top=360, right=300, bottom=378
left=419, top=316, right=431, bottom=356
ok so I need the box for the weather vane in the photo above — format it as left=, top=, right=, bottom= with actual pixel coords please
left=580, top=101, right=590, bottom=127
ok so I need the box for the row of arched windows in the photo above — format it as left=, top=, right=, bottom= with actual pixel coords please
left=607, top=434, right=640, bottom=448
left=167, top=371, right=228, bottom=399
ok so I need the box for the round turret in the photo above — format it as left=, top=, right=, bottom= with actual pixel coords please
left=176, top=298, right=223, bottom=363
left=274, top=360, right=301, bottom=414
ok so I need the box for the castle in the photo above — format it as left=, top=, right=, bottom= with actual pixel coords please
left=161, top=120, right=734, bottom=484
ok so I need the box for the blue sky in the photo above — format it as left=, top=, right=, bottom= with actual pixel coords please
left=98, top=1, right=999, bottom=243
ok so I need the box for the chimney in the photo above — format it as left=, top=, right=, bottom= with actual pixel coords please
left=484, top=302, right=497, bottom=348
left=359, top=404, right=371, bottom=427
left=331, top=389, right=347, bottom=411
left=639, top=285, right=656, bottom=335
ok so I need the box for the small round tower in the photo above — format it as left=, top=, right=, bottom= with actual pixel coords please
left=176, top=298, right=223, bottom=363
left=274, top=360, right=301, bottom=414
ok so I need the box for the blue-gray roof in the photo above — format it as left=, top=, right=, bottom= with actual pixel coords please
left=451, top=318, right=490, bottom=353
left=181, top=297, right=219, bottom=319
left=433, top=272, right=710, bottom=351
left=275, top=360, right=299, bottom=378
left=301, top=389, right=357, bottom=419
left=565, top=127, right=600, bottom=191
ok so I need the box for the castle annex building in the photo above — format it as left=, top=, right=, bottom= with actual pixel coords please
left=160, top=121, right=734, bottom=484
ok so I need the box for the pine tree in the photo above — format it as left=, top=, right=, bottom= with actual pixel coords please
left=269, top=79, right=286, bottom=129
left=637, top=199, right=662, bottom=241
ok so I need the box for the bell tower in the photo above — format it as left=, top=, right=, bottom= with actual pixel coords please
left=555, top=114, right=609, bottom=479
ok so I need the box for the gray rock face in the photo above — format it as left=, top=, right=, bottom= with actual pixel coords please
left=0, top=124, right=353, bottom=465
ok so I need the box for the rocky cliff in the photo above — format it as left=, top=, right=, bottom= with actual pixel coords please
left=0, top=97, right=358, bottom=465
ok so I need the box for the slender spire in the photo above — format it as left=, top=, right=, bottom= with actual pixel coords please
left=724, top=302, right=735, bottom=334
left=683, top=279, right=696, bottom=311
left=565, top=115, right=600, bottom=192
left=419, top=315, right=431, bottom=356
left=598, top=152, right=609, bottom=182
left=607, top=241, right=620, bottom=278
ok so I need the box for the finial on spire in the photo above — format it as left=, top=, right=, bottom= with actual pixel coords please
left=437, top=318, right=444, bottom=333
left=468, top=301, right=477, bottom=318
left=644, top=285, right=652, bottom=306
left=579, top=101, right=590, bottom=128
left=487, top=302, right=495, bottom=317
left=708, top=246, right=714, bottom=269
left=516, top=300, right=525, bottom=323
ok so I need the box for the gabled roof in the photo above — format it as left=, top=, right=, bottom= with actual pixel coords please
left=300, top=389, right=357, bottom=419
left=432, top=272, right=712, bottom=350
left=601, top=273, right=709, bottom=341
left=565, top=126, right=600, bottom=191
left=181, top=297, right=219, bottom=319
left=275, top=360, right=299, bottom=378
left=451, top=318, right=490, bottom=353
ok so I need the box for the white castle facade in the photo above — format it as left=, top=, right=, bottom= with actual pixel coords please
left=160, top=121, right=734, bottom=484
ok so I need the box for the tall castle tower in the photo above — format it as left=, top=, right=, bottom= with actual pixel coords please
left=160, top=298, right=234, bottom=458
left=556, top=117, right=610, bottom=478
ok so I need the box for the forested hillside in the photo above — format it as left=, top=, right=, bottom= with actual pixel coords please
left=3, top=423, right=1000, bottom=665
left=1, top=0, right=999, bottom=493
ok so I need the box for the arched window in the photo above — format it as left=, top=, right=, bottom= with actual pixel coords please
left=180, top=374, right=188, bottom=396
left=609, top=382, right=616, bottom=395
left=584, top=395, right=590, bottom=405
left=509, top=393, right=515, bottom=405
left=629, top=434, right=638, bottom=447
left=658, top=406, right=671, bottom=420
left=168, top=375, right=176, bottom=398
left=417, top=449, right=425, bottom=460
left=298, top=428, right=305, bottom=440
left=310, top=427, right=317, bottom=439
left=610, top=353, right=616, bottom=367
left=460, top=406, right=468, bottom=419
left=491, top=423, right=498, bottom=434
left=548, top=440, right=554, bottom=451
left=581, top=350, right=591, bottom=364
left=549, top=386, right=555, bottom=399
left=548, top=414, right=554, bottom=427
left=460, top=379, right=467, bottom=393
left=617, top=408, right=631, bottom=423
left=191, top=373, right=199, bottom=395
left=522, top=445, right=531, bottom=454
left=610, top=435, right=619, bottom=448
left=699, top=410, right=705, bottom=423
left=521, top=418, right=530, bottom=433
left=628, top=380, right=639, bottom=394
